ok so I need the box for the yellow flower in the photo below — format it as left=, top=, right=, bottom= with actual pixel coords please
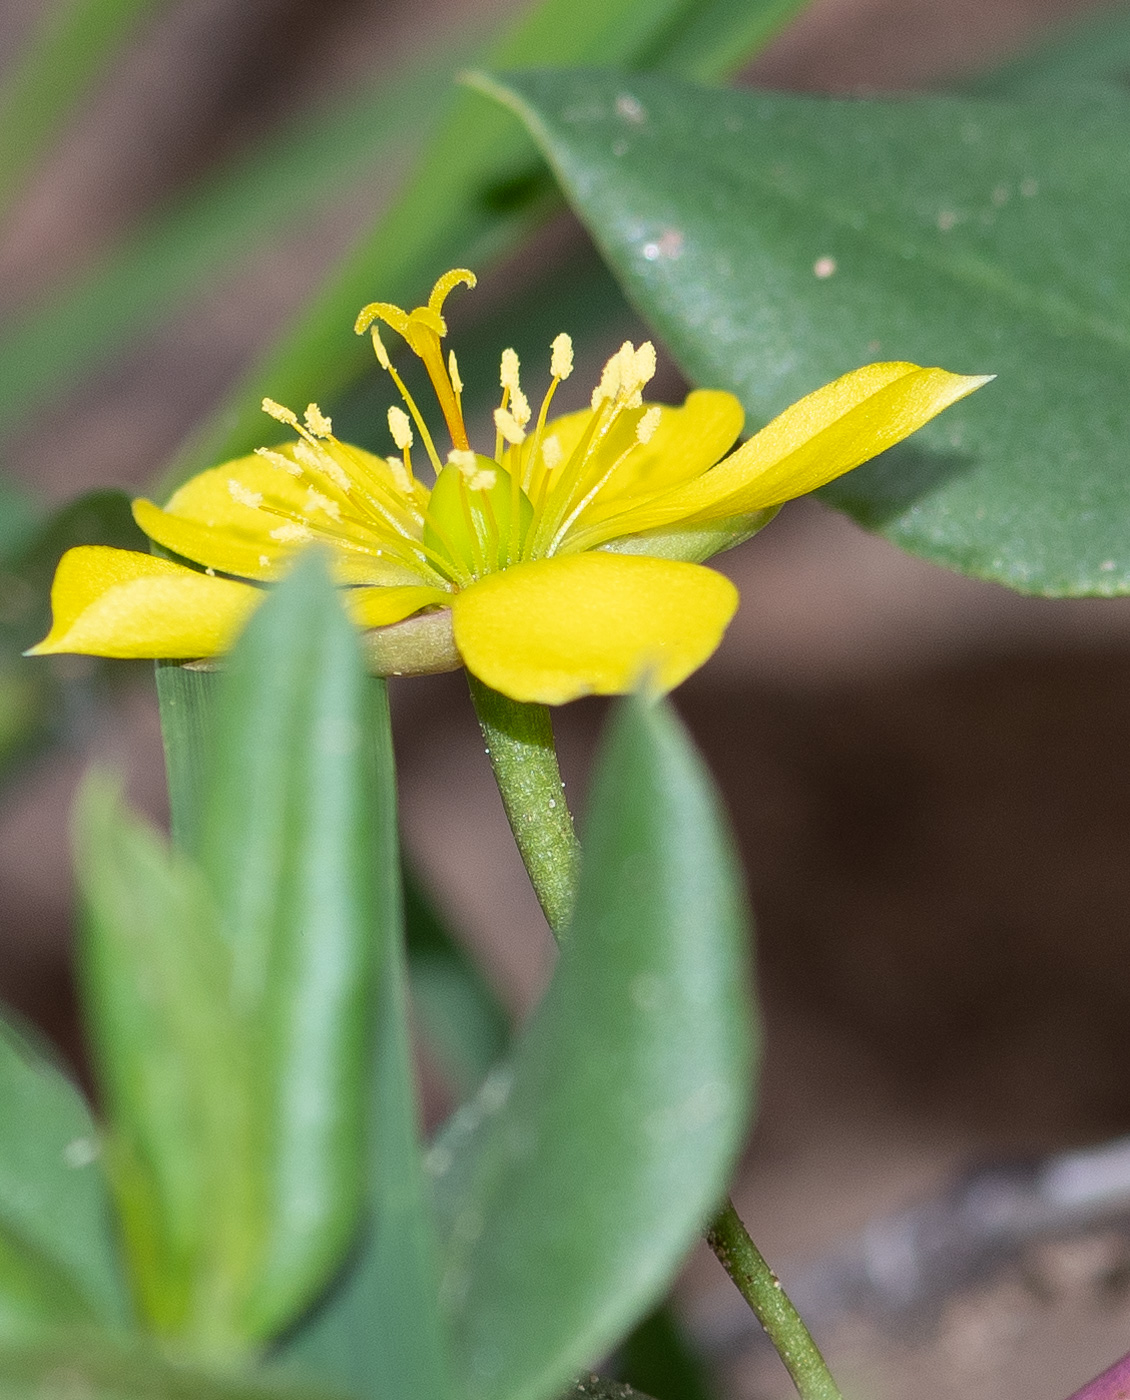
left=30, top=269, right=990, bottom=704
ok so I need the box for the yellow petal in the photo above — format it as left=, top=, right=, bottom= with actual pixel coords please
left=27, top=547, right=261, bottom=658
left=572, top=364, right=991, bottom=547
left=344, top=584, right=451, bottom=629
left=451, top=553, right=737, bottom=705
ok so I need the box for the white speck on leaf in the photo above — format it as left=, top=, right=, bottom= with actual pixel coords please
left=813, top=256, right=837, bottom=279
left=615, top=93, right=646, bottom=124
left=63, top=1137, right=99, bottom=1169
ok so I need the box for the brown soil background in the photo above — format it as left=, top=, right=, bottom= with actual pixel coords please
left=2, top=1, right=1129, bottom=1397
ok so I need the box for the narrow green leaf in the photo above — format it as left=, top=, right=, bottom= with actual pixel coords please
left=154, top=663, right=219, bottom=855
left=0, top=1013, right=128, bottom=1329
left=432, top=695, right=755, bottom=1400
left=172, top=0, right=815, bottom=480
left=196, top=552, right=378, bottom=1341
left=0, top=0, right=169, bottom=216
left=478, top=68, right=1130, bottom=595
left=0, top=1333, right=339, bottom=1400
left=281, top=799, right=449, bottom=1400
left=73, top=776, right=245, bottom=1343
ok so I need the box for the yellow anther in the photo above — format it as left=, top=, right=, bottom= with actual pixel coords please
left=228, top=480, right=262, bottom=509
left=386, top=456, right=412, bottom=494
left=448, top=350, right=463, bottom=396
left=304, top=487, right=341, bottom=521
left=370, top=326, right=391, bottom=370
left=269, top=522, right=313, bottom=543
left=262, top=397, right=299, bottom=428
left=388, top=406, right=414, bottom=451
left=592, top=349, right=623, bottom=407
left=637, top=405, right=662, bottom=444
left=494, top=406, right=527, bottom=446
left=634, top=341, right=657, bottom=389
left=541, top=435, right=563, bottom=471
left=467, top=466, right=496, bottom=492
left=448, top=449, right=478, bottom=475
left=305, top=404, right=333, bottom=437
left=255, top=446, right=302, bottom=477
left=295, top=439, right=350, bottom=492
left=551, top=333, right=573, bottom=381
left=500, top=348, right=521, bottom=394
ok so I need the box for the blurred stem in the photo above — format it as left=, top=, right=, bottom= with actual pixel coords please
left=707, top=1201, right=844, bottom=1400
left=470, top=677, right=844, bottom=1400
left=466, top=675, right=580, bottom=940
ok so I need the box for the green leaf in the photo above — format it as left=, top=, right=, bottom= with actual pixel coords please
left=432, top=695, right=755, bottom=1400
left=277, top=677, right=448, bottom=1400
left=0, top=1014, right=128, bottom=1331
left=73, top=775, right=246, bottom=1344
left=173, top=0, right=813, bottom=480
left=478, top=68, right=1130, bottom=596
left=562, top=1380, right=658, bottom=1400
left=194, top=552, right=379, bottom=1342
left=0, top=1334, right=338, bottom=1400
left=0, top=0, right=169, bottom=216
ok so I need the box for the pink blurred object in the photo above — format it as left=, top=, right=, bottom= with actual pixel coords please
left=1069, top=1353, right=1130, bottom=1400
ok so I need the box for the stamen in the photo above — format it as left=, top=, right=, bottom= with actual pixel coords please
left=541, top=435, right=563, bottom=471
left=448, top=350, right=463, bottom=396
left=262, top=397, right=299, bottom=429
left=449, top=449, right=478, bottom=475
left=551, top=333, right=573, bottom=381
left=388, top=406, right=414, bottom=452
left=494, top=407, right=527, bottom=446
left=637, top=405, right=662, bottom=444
left=370, top=326, right=392, bottom=370
left=305, top=488, right=341, bottom=521
left=228, top=481, right=262, bottom=509
left=294, top=440, right=350, bottom=493
left=387, top=456, right=412, bottom=494
left=255, top=447, right=302, bottom=478
left=270, top=523, right=313, bottom=543
left=305, top=404, right=333, bottom=437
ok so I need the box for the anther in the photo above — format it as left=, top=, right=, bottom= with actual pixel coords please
left=305, top=404, right=333, bottom=437
left=370, top=326, right=392, bottom=370
left=541, top=435, right=563, bottom=471
left=269, top=523, right=313, bottom=543
left=388, top=406, right=414, bottom=451
left=551, top=333, right=573, bottom=381
left=262, top=397, right=299, bottom=428
left=228, top=481, right=262, bottom=509
left=448, top=350, right=463, bottom=396
left=636, top=405, right=662, bottom=444
left=255, top=447, right=302, bottom=477
left=448, top=449, right=478, bottom=475
left=494, top=406, right=527, bottom=446
left=304, top=488, right=341, bottom=521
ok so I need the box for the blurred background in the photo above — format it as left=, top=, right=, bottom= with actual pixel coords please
left=4, top=0, right=1130, bottom=1396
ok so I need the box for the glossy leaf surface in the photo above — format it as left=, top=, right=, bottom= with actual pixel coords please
left=432, top=695, right=755, bottom=1400
left=480, top=68, right=1130, bottom=595
left=0, top=1015, right=128, bottom=1332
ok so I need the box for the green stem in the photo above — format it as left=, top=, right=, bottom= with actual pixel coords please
left=707, top=1201, right=844, bottom=1400
left=466, top=675, right=581, bottom=940
left=467, top=679, right=845, bottom=1400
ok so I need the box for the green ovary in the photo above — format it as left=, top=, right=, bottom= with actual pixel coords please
left=424, top=456, right=534, bottom=579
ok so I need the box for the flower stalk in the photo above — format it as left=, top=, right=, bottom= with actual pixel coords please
left=476, top=688, right=843, bottom=1400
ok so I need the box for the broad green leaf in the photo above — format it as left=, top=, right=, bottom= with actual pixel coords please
left=0, top=0, right=169, bottom=216
left=195, top=553, right=379, bottom=1341
left=73, top=776, right=247, bottom=1345
left=0, top=46, right=464, bottom=439
left=173, top=0, right=813, bottom=481
left=478, top=69, right=1130, bottom=596
left=562, top=1380, right=658, bottom=1400
left=615, top=1307, right=712, bottom=1400
left=0, top=1334, right=337, bottom=1400
left=967, top=1, right=1130, bottom=97
left=0, top=1013, right=128, bottom=1329
left=431, top=695, right=755, bottom=1400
